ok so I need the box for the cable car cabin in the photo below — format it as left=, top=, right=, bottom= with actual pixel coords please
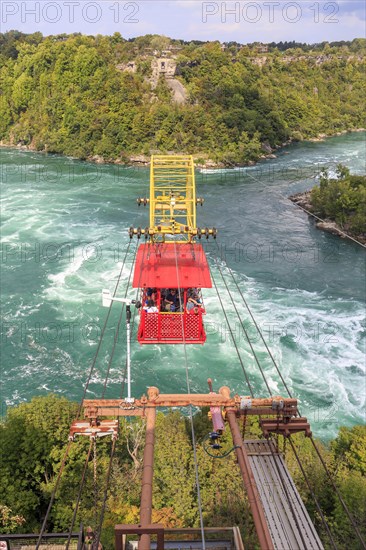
left=133, top=243, right=212, bottom=344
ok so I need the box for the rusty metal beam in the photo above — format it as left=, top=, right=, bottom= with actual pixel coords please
left=260, top=418, right=312, bottom=438
left=237, top=407, right=295, bottom=417
left=82, top=387, right=298, bottom=419
left=139, top=403, right=157, bottom=550
left=85, top=408, right=145, bottom=418
left=83, top=406, right=297, bottom=421
left=227, top=411, right=274, bottom=550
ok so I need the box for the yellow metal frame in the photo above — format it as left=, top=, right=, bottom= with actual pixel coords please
left=149, top=155, right=197, bottom=242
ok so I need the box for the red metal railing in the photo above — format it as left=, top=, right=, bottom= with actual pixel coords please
left=138, top=310, right=206, bottom=344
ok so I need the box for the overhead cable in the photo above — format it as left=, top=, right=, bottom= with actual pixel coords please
left=174, top=241, right=206, bottom=550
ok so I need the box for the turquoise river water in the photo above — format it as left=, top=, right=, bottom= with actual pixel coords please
left=1, top=133, right=365, bottom=440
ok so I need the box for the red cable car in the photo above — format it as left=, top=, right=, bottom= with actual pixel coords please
left=132, top=243, right=212, bottom=344
left=129, top=155, right=216, bottom=345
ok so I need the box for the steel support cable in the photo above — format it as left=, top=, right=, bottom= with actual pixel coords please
left=211, top=252, right=272, bottom=396
left=77, top=240, right=132, bottom=417
left=208, top=245, right=313, bottom=547
left=174, top=241, right=206, bottom=550
left=288, top=436, right=338, bottom=550
left=93, top=437, right=117, bottom=550
left=207, top=244, right=341, bottom=549
left=36, top=441, right=72, bottom=550
left=208, top=261, right=255, bottom=398
left=101, top=241, right=138, bottom=398
left=309, top=437, right=366, bottom=549
left=212, top=240, right=293, bottom=399
left=292, top=201, right=366, bottom=249
left=267, top=437, right=312, bottom=550
left=66, top=439, right=94, bottom=550
left=39, top=245, right=131, bottom=546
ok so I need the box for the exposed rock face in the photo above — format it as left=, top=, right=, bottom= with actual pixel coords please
left=315, top=221, right=346, bottom=237
left=90, top=155, right=105, bottom=164
left=128, top=154, right=150, bottom=165
left=116, top=61, right=136, bottom=73
left=165, top=78, right=188, bottom=104
left=195, top=159, right=225, bottom=169
left=261, top=141, right=273, bottom=154
left=290, top=191, right=313, bottom=211
left=250, top=56, right=268, bottom=67
left=146, top=57, right=188, bottom=104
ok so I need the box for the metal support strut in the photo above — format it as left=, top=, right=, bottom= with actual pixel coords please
left=139, top=389, right=157, bottom=550
left=126, top=305, right=132, bottom=401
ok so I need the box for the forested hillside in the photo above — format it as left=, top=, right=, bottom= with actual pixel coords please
left=1, top=395, right=365, bottom=549
left=0, top=32, right=365, bottom=164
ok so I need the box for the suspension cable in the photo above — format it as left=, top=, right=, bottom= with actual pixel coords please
left=66, top=439, right=93, bottom=550
left=288, top=436, right=338, bottom=549
left=36, top=440, right=72, bottom=550
left=211, top=253, right=272, bottom=396
left=77, top=241, right=132, bottom=418
left=93, top=437, right=117, bottom=550
left=37, top=243, right=132, bottom=543
left=292, top=200, right=366, bottom=249
left=101, top=241, right=138, bottom=398
left=174, top=241, right=206, bottom=550
left=213, top=241, right=293, bottom=399
left=309, top=437, right=366, bottom=549
left=208, top=261, right=255, bottom=398
left=209, top=241, right=363, bottom=548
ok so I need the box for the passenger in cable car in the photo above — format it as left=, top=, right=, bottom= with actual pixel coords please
left=188, top=287, right=201, bottom=298
left=137, top=286, right=207, bottom=343
left=146, top=287, right=157, bottom=301
left=186, top=295, right=199, bottom=311
left=165, top=289, right=179, bottom=311
left=143, top=299, right=159, bottom=313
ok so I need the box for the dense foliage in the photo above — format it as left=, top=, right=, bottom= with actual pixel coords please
left=311, top=165, right=366, bottom=235
left=0, top=33, right=365, bottom=164
left=1, top=395, right=365, bottom=549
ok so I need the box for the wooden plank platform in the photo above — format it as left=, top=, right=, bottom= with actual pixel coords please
left=244, top=440, right=324, bottom=550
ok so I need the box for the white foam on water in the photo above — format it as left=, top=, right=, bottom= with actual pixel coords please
left=204, top=263, right=365, bottom=438
left=48, top=246, right=87, bottom=286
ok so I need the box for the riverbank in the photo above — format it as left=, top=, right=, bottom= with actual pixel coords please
left=289, top=190, right=366, bottom=246
left=1, top=129, right=365, bottom=169
left=0, top=140, right=282, bottom=168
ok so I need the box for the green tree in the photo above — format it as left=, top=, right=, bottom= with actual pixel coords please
left=311, top=166, right=366, bottom=235
left=0, top=506, right=25, bottom=533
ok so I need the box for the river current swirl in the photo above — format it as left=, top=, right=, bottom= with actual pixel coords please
left=1, top=133, right=365, bottom=440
